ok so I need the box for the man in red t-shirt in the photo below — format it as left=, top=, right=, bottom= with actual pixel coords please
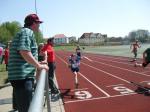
left=42, top=38, right=59, bottom=94
left=4, top=45, right=9, bottom=70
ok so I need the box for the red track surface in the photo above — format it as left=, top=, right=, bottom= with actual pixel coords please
left=55, top=51, right=150, bottom=112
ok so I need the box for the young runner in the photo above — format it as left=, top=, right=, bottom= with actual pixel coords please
left=76, top=45, right=82, bottom=60
left=68, top=54, right=80, bottom=89
left=130, top=40, right=141, bottom=61
left=134, top=48, right=150, bottom=67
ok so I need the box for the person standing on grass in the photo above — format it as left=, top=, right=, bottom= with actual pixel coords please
left=1, top=47, right=5, bottom=64
left=41, top=38, right=59, bottom=94
left=68, top=54, right=80, bottom=89
left=134, top=47, right=150, bottom=68
left=130, top=40, right=141, bottom=61
left=8, top=14, right=49, bottom=112
left=4, top=44, right=9, bottom=71
left=0, top=46, right=3, bottom=63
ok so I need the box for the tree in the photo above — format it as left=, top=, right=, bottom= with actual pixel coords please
left=0, top=21, right=21, bottom=44
left=0, top=21, right=45, bottom=45
left=128, top=29, right=150, bottom=43
left=34, top=31, right=45, bottom=45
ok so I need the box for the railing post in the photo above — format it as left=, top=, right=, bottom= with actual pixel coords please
left=28, top=69, right=48, bottom=112
left=45, top=73, right=51, bottom=112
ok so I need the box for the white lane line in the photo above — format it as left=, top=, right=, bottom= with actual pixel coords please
left=64, top=92, right=137, bottom=104
left=88, top=55, right=134, bottom=66
left=140, top=80, right=150, bottom=83
left=83, top=56, right=93, bottom=62
left=56, top=55, right=110, bottom=97
left=91, top=60, right=150, bottom=77
left=82, top=62, right=130, bottom=83
left=106, top=84, right=124, bottom=87
left=70, top=88, right=88, bottom=92
left=85, top=53, right=130, bottom=61
left=78, top=72, right=110, bottom=97
left=86, top=54, right=150, bottom=70
left=140, top=70, right=150, bottom=74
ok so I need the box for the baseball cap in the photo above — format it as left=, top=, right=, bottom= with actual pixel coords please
left=24, top=14, right=43, bottom=24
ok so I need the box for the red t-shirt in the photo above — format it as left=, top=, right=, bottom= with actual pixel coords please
left=42, top=44, right=55, bottom=62
left=4, top=48, right=9, bottom=64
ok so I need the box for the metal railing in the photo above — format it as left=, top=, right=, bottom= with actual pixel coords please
left=28, top=69, right=51, bottom=112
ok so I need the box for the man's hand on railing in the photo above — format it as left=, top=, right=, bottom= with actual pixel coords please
left=37, top=64, right=49, bottom=71
left=40, top=61, right=48, bottom=64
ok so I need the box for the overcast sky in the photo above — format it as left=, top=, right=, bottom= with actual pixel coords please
left=0, top=0, right=150, bottom=38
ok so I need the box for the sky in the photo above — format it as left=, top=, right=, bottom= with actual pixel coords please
left=0, top=0, right=150, bottom=38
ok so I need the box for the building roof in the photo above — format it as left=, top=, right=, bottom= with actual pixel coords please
left=53, top=34, right=66, bottom=38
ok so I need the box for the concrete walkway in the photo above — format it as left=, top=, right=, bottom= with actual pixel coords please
left=0, top=83, right=65, bottom=112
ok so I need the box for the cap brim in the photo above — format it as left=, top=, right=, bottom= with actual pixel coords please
left=36, top=20, right=43, bottom=23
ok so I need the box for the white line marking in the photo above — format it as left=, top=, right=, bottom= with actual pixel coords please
left=56, top=55, right=110, bottom=97
left=78, top=72, right=110, bottom=97
left=82, top=62, right=131, bottom=83
left=141, top=70, right=150, bottom=74
left=83, top=56, right=93, bottom=62
left=140, top=80, right=150, bottom=83
left=64, top=92, right=137, bottom=104
left=106, top=84, right=124, bottom=87
left=70, top=88, right=88, bottom=92
left=86, top=54, right=150, bottom=70
left=92, top=60, right=150, bottom=77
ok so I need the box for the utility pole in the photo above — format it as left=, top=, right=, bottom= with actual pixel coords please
left=35, top=0, right=38, bottom=14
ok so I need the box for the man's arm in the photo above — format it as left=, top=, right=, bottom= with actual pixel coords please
left=20, top=50, right=48, bottom=70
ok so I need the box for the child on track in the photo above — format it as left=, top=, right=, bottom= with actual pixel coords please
left=68, top=54, right=80, bottom=89
left=134, top=48, right=150, bottom=68
left=130, top=40, right=141, bottom=61
left=76, top=45, right=82, bottom=61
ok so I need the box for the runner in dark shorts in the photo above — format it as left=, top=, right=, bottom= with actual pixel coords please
left=135, top=48, right=150, bottom=67
left=68, top=54, right=80, bottom=88
left=76, top=45, right=82, bottom=60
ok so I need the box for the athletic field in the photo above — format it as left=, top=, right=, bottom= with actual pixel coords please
left=82, top=44, right=150, bottom=58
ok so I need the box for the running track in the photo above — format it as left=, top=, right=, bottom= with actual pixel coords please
left=55, top=51, right=150, bottom=112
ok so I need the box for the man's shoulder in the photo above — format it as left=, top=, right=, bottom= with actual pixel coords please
left=21, top=28, right=34, bottom=36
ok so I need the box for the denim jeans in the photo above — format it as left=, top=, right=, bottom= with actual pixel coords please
left=10, top=78, right=34, bottom=112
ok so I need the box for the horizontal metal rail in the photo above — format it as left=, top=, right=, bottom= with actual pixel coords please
left=28, top=69, right=51, bottom=112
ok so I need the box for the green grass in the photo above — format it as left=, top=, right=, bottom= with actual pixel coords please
left=0, top=64, right=8, bottom=86
left=82, top=44, right=150, bottom=58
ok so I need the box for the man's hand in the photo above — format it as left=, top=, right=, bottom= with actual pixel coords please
left=37, top=64, right=49, bottom=71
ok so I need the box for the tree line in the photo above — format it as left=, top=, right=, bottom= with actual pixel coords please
left=0, top=21, right=150, bottom=46
left=107, top=29, right=150, bottom=44
left=0, top=21, right=44, bottom=46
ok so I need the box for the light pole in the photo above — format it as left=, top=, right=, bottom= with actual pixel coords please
left=35, top=0, right=38, bottom=14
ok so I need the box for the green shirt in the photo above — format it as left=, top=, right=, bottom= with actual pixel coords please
left=8, top=28, right=38, bottom=80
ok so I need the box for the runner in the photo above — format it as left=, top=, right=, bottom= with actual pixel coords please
left=68, top=54, right=80, bottom=89
left=75, top=45, right=82, bottom=60
left=130, top=40, right=141, bottom=61
left=134, top=47, right=150, bottom=68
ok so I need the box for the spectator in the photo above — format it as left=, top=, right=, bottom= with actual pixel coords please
left=41, top=38, right=59, bottom=94
left=8, top=14, right=48, bottom=112
left=1, top=47, right=5, bottom=64
left=4, top=44, right=9, bottom=71
left=0, top=46, right=3, bottom=64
